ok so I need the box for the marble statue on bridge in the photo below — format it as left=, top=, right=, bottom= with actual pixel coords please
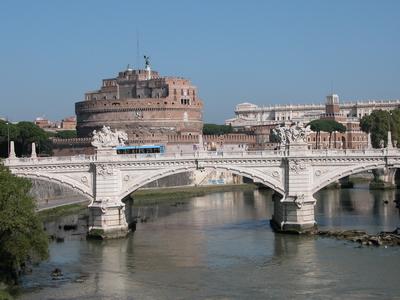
left=91, top=126, right=128, bottom=148
left=272, top=122, right=311, bottom=149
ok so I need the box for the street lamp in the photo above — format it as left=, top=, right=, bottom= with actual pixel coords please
left=6, top=122, right=9, bottom=157
left=388, top=111, right=393, bottom=148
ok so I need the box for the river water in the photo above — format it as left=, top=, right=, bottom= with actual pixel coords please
left=14, top=183, right=400, bottom=299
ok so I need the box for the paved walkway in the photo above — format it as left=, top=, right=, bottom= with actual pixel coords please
left=36, top=196, right=90, bottom=212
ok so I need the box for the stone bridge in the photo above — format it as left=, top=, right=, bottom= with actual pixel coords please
left=4, top=125, right=400, bottom=238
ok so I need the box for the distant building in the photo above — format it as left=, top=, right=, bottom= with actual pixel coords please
left=61, top=117, right=76, bottom=130
left=226, top=94, right=395, bottom=150
left=33, top=116, right=53, bottom=129
left=225, top=97, right=400, bottom=131
left=75, top=61, right=203, bottom=140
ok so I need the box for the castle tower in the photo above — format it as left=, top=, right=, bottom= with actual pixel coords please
left=75, top=60, right=203, bottom=140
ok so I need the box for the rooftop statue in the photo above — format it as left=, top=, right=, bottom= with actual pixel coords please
left=91, top=126, right=128, bottom=148
left=143, top=55, right=150, bottom=67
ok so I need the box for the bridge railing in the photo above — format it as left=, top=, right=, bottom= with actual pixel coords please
left=113, top=150, right=285, bottom=160
left=4, top=148, right=400, bottom=166
left=311, top=148, right=398, bottom=156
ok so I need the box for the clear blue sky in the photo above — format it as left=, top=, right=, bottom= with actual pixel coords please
left=1, top=0, right=399, bottom=125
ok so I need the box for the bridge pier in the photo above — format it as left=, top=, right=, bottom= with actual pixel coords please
left=270, top=141, right=318, bottom=233
left=372, top=168, right=397, bottom=185
left=370, top=168, right=397, bottom=189
left=271, top=193, right=317, bottom=232
left=87, top=146, right=134, bottom=239
left=88, top=200, right=131, bottom=238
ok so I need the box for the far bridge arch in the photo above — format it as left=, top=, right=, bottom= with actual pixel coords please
left=311, top=160, right=399, bottom=194
left=119, top=165, right=285, bottom=201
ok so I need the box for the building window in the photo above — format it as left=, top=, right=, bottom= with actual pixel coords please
left=181, top=99, right=190, bottom=105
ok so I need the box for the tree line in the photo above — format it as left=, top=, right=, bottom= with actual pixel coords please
left=0, top=120, right=76, bottom=158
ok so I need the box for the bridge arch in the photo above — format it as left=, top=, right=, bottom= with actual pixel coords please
left=311, top=161, right=397, bottom=193
left=11, top=172, right=93, bottom=200
left=119, top=165, right=284, bottom=201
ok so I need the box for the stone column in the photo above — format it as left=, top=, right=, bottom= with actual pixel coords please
left=9, top=141, right=16, bottom=159
left=31, top=142, right=37, bottom=158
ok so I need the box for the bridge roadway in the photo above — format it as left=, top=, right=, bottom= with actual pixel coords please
left=5, top=147, right=400, bottom=238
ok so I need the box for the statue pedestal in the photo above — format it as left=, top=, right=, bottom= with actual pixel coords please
left=95, top=146, right=118, bottom=160
left=288, top=142, right=309, bottom=156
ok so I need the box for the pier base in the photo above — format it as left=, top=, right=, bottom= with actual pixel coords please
left=271, top=193, right=317, bottom=233
left=88, top=199, right=134, bottom=239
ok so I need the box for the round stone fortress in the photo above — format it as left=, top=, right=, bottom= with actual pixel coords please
left=75, top=61, right=203, bottom=139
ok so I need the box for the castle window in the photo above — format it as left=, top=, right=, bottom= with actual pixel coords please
left=181, top=99, right=190, bottom=105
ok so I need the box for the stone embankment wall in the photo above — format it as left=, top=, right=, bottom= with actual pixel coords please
left=29, top=179, right=80, bottom=201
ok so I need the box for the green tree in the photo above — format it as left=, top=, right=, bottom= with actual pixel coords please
left=0, top=163, right=49, bottom=285
left=308, top=119, right=347, bottom=149
left=56, top=130, right=77, bottom=139
left=15, top=122, right=51, bottom=156
left=360, top=109, right=400, bottom=148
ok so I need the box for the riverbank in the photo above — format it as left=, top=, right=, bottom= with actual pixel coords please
left=37, top=203, right=89, bottom=221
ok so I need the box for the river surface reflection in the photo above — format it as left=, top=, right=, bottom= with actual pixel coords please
left=15, top=183, right=400, bottom=299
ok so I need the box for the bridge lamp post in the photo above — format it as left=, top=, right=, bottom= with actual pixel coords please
left=6, top=122, right=9, bottom=157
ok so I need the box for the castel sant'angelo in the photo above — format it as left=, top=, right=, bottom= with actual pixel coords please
left=75, top=57, right=203, bottom=140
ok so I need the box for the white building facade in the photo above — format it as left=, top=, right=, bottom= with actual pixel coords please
left=225, top=97, right=400, bottom=131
